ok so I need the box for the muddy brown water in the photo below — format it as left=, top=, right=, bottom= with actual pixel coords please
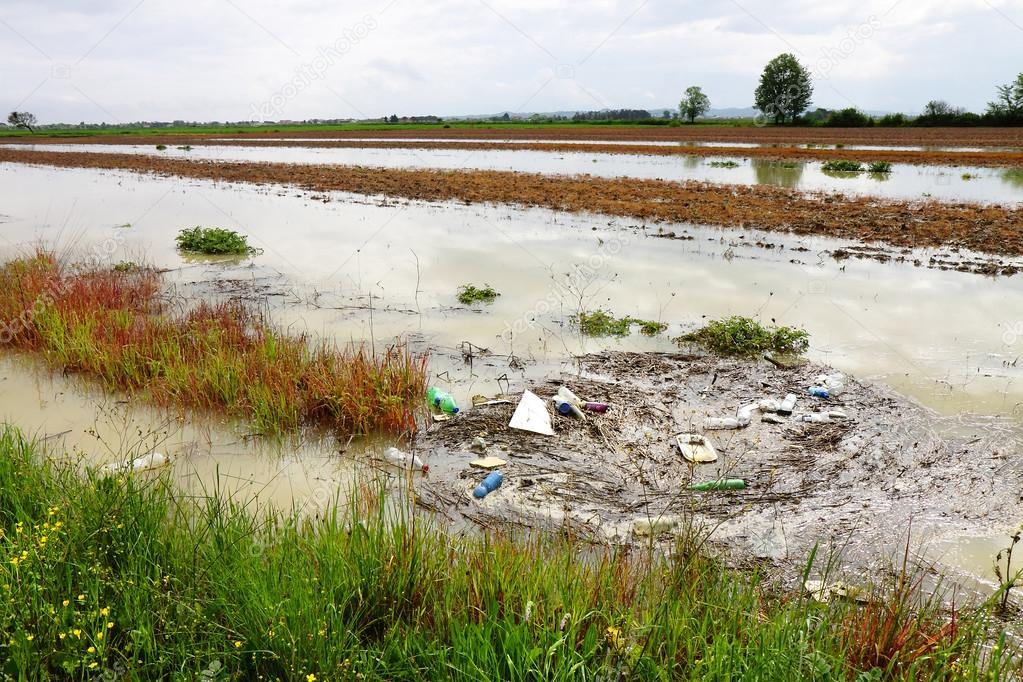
left=1, top=161, right=1022, bottom=590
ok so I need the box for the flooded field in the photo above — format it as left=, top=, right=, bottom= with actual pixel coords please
left=7, top=142, right=1023, bottom=204
left=2, top=159, right=1023, bottom=589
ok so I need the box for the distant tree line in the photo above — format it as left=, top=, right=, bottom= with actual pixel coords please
left=571, top=109, right=652, bottom=121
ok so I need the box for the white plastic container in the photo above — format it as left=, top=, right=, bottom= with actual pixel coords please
left=384, top=446, right=428, bottom=472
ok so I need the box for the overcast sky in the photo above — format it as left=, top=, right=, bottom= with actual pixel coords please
left=1, top=0, right=1020, bottom=123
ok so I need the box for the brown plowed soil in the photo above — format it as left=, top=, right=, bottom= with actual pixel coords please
left=13, top=137, right=1023, bottom=168
left=3, top=147, right=1023, bottom=258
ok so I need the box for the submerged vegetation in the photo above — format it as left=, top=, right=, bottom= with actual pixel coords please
left=456, top=283, right=500, bottom=305
left=572, top=309, right=667, bottom=337
left=0, top=427, right=1016, bottom=679
left=677, top=315, right=809, bottom=356
left=0, top=252, right=426, bottom=435
left=175, top=226, right=261, bottom=256
left=821, top=160, right=864, bottom=173
left=707, top=160, right=740, bottom=168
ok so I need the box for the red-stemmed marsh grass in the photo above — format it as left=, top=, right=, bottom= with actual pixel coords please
left=0, top=251, right=427, bottom=436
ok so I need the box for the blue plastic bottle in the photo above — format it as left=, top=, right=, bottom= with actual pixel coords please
left=473, top=471, right=503, bottom=499
left=808, top=387, right=829, bottom=399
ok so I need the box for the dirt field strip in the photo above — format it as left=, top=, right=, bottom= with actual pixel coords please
left=3, top=146, right=1023, bottom=258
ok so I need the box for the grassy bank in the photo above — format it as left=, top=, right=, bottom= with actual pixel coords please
left=0, top=252, right=426, bottom=436
left=0, top=427, right=1017, bottom=680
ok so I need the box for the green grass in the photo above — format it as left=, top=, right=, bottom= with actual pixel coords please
left=821, top=160, right=864, bottom=173
left=0, top=425, right=1014, bottom=680
left=0, top=119, right=762, bottom=139
left=707, top=160, right=741, bottom=168
left=175, top=227, right=261, bottom=256
left=868, top=161, right=893, bottom=173
left=676, top=316, right=809, bottom=356
left=571, top=310, right=666, bottom=338
left=456, top=284, right=500, bottom=305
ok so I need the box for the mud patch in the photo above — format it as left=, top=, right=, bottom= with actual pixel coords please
left=415, top=351, right=1023, bottom=571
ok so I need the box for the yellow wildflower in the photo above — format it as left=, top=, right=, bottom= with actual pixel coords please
left=62, top=600, right=70, bottom=607
left=107, top=622, right=114, bottom=629
left=26, top=634, right=34, bottom=641
left=72, top=629, right=81, bottom=638
left=307, top=675, right=317, bottom=682
left=234, top=640, right=243, bottom=648
left=87, top=646, right=96, bottom=653
left=99, top=607, right=110, bottom=616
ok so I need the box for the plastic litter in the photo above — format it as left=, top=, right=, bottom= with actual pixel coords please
left=778, top=393, right=797, bottom=415
left=470, top=456, right=506, bottom=469
left=799, top=410, right=849, bottom=424
left=553, top=396, right=585, bottom=419
left=471, top=394, right=513, bottom=407
left=676, top=433, right=718, bottom=463
left=101, top=451, right=170, bottom=473
left=704, top=417, right=742, bottom=430
left=809, top=373, right=846, bottom=398
left=804, top=579, right=868, bottom=603
left=509, top=390, right=554, bottom=436
left=473, top=470, right=504, bottom=499
left=383, top=446, right=429, bottom=473
left=427, top=386, right=460, bottom=414
left=688, top=479, right=745, bottom=491
left=633, top=516, right=678, bottom=536
left=470, top=436, right=487, bottom=452
left=557, top=386, right=610, bottom=413
left=762, top=413, right=786, bottom=424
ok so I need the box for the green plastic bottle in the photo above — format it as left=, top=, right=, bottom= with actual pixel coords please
left=688, top=479, right=745, bottom=491
left=437, top=394, right=460, bottom=414
left=427, top=387, right=441, bottom=406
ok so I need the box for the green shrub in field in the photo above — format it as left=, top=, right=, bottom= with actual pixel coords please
left=572, top=309, right=666, bottom=337
left=821, top=160, right=863, bottom=173
left=676, top=315, right=809, bottom=356
left=868, top=161, right=893, bottom=174
left=175, top=227, right=261, bottom=255
left=456, top=284, right=500, bottom=305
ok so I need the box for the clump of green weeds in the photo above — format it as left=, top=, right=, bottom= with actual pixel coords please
left=821, top=160, right=863, bottom=173
left=176, top=145, right=192, bottom=151
left=676, top=315, right=809, bottom=356
left=112, top=260, right=138, bottom=272
left=155, top=144, right=167, bottom=150
left=456, top=284, right=500, bottom=305
left=572, top=309, right=666, bottom=337
left=868, top=161, right=893, bottom=173
left=708, top=160, right=740, bottom=169
left=175, top=227, right=261, bottom=255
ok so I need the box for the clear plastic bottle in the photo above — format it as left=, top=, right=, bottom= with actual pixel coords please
left=384, top=446, right=429, bottom=472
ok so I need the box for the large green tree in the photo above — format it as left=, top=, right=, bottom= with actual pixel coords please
left=987, top=73, right=1023, bottom=118
left=754, top=54, right=813, bottom=124
left=679, top=86, right=711, bottom=123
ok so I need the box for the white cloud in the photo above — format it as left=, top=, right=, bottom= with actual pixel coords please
left=0, top=0, right=1020, bottom=123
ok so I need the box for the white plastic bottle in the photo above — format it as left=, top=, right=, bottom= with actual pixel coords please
left=384, top=447, right=429, bottom=472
